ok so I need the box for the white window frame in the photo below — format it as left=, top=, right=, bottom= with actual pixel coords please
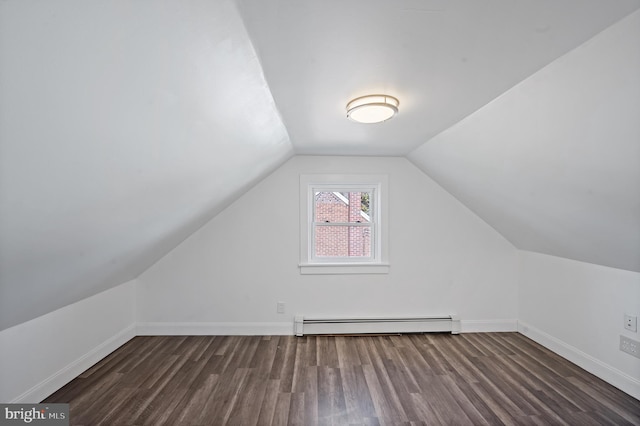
left=300, top=174, right=389, bottom=274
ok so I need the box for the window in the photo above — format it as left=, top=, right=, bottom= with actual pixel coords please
left=300, top=174, right=389, bottom=274
left=314, top=190, right=372, bottom=259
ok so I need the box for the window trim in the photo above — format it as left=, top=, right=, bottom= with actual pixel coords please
left=300, top=174, right=389, bottom=274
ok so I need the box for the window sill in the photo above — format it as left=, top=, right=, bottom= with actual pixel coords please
left=299, top=263, right=390, bottom=275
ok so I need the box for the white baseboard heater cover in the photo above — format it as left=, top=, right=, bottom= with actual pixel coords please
left=294, top=315, right=460, bottom=336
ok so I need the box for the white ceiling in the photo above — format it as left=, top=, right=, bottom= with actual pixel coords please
left=238, top=0, right=640, bottom=155
left=1, top=0, right=638, bottom=330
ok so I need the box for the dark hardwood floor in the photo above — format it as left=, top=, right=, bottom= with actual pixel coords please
left=44, top=333, right=640, bottom=425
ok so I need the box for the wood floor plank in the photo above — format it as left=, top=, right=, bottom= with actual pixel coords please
left=408, top=393, right=442, bottom=426
left=382, top=347, right=421, bottom=394
left=437, top=374, right=492, bottom=425
left=212, top=336, right=244, bottom=374
left=450, top=374, right=506, bottom=425
left=361, top=363, right=401, bottom=423
left=341, top=365, right=377, bottom=422
left=428, top=340, right=484, bottom=385
left=291, top=339, right=308, bottom=393
left=305, top=335, right=318, bottom=367
left=366, top=338, right=410, bottom=423
left=94, top=386, right=139, bottom=426
left=70, top=373, right=127, bottom=425
left=566, top=376, right=640, bottom=425
left=66, top=371, right=125, bottom=423
left=271, top=392, right=291, bottom=425
left=226, top=368, right=270, bottom=426
left=303, top=365, right=319, bottom=425
left=507, top=341, right=623, bottom=414
left=354, top=336, right=374, bottom=366
left=206, top=367, right=250, bottom=424
left=317, top=366, right=348, bottom=425
left=165, top=373, right=219, bottom=426
left=470, top=355, right=541, bottom=416
left=424, top=375, right=476, bottom=426
left=128, top=354, right=188, bottom=423
left=278, top=337, right=297, bottom=393
left=336, top=335, right=362, bottom=368
left=43, top=333, right=640, bottom=425
left=317, top=336, right=340, bottom=368
left=288, top=392, right=306, bottom=426
left=256, top=379, right=280, bottom=425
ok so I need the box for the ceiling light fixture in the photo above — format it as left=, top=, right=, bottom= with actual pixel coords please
left=346, top=94, right=400, bottom=124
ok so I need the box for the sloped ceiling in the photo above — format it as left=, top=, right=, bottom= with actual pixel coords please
left=409, top=9, right=640, bottom=272
left=0, top=0, right=292, bottom=331
left=1, top=0, right=639, bottom=330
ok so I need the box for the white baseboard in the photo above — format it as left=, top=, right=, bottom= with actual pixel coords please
left=11, top=324, right=136, bottom=403
left=518, top=321, right=640, bottom=400
left=136, top=322, right=293, bottom=336
left=460, top=319, right=518, bottom=333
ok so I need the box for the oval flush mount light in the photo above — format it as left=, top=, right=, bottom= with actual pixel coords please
left=346, top=94, right=400, bottom=124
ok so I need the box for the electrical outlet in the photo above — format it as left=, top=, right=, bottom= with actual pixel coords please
left=620, top=335, right=640, bottom=359
left=277, top=301, right=285, bottom=314
left=624, top=314, right=637, bottom=332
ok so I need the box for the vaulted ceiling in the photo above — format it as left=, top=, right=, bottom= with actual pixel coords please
left=1, top=0, right=638, bottom=331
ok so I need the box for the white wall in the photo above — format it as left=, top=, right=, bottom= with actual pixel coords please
left=518, top=251, right=640, bottom=399
left=0, top=280, right=136, bottom=403
left=137, top=156, right=519, bottom=334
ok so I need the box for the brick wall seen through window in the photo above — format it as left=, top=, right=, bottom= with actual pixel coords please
left=314, top=191, right=371, bottom=258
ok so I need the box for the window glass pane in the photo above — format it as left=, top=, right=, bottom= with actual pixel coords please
left=314, top=225, right=372, bottom=258
left=314, top=191, right=372, bottom=223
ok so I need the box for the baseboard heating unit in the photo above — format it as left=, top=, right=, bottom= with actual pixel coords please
left=294, top=315, right=460, bottom=336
